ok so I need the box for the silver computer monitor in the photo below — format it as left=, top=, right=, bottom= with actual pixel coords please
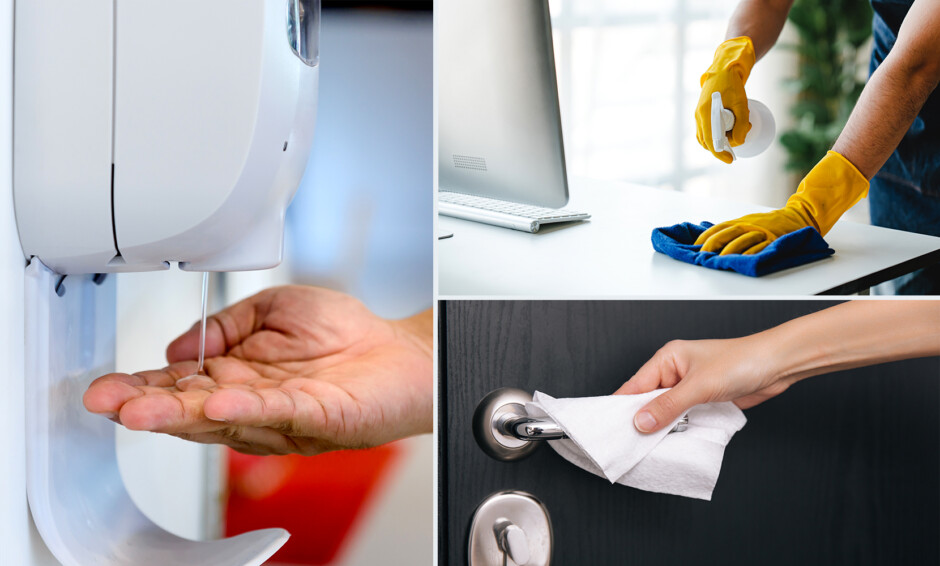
left=438, top=0, right=569, bottom=208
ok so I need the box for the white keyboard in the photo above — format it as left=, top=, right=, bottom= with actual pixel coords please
left=438, top=192, right=590, bottom=233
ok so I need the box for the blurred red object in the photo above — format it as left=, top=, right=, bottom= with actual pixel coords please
left=224, top=443, right=402, bottom=565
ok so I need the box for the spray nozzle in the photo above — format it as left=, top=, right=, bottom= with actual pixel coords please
left=710, top=91, right=776, bottom=162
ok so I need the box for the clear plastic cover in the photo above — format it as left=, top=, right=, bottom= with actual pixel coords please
left=287, top=0, right=320, bottom=66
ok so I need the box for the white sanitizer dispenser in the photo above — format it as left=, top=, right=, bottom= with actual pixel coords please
left=710, top=92, right=775, bottom=161
left=11, top=1, right=320, bottom=565
left=14, top=0, right=320, bottom=274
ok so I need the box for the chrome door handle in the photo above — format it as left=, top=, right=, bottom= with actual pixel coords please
left=498, top=414, right=689, bottom=441
left=496, top=415, right=567, bottom=440
left=474, top=388, right=690, bottom=461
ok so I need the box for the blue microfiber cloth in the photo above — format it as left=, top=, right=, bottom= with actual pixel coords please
left=651, top=222, right=834, bottom=277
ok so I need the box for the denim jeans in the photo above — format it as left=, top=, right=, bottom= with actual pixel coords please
left=869, top=175, right=940, bottom=295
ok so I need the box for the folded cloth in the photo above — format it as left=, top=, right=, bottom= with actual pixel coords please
left=527, top=391, right=746, bottom=500
left=651, top=221, right=834, bottom=277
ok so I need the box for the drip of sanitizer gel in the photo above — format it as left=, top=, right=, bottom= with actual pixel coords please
left=177, top=272, right=210, bottom=389
left=196, top=271, right=209, bottom=375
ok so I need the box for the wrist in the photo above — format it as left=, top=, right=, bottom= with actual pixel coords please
left=753, top=316, right=835, bottom=387
left=391, top=309, right=433, bottom=358
left=785, top=151, right=869, bottom=236
left=708, top=36, right=756, bottom=78
left=737, top=331, right=797, bottom=388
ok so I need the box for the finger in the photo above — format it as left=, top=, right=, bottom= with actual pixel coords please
left=202, top=355, right=273, bottom=386
left=83, top=377, right=145, bottom=415
left=700, top=225, right=749, bottom=253
left=711, top=149, right=733, bottom=164
left=614, top=352, right=677, bottom=396
left=135, top=365, right=198, bottom=386
left=718, top=231, right=766, bottom=256
left=172, top=427, right=306, bottom=456
left=614, top=377, right=649, bottom=396
left=634, top=382, right=708, bottom=434
left=694, top=222, right=733, bottom=246
left=83, top=365, right=202, bottom=414
left=167, top=289, right=279, bottom=363
left=117, top=388, right=221, bottom=434
left=167, top=316, right=234, bottom=363
left=743, top=239, right=772, bottom=255
left=202, top=387, right=326, bottom=437
left=728, top=102, right=751, bottom=146
left=86, top=363, right=201, bottom=393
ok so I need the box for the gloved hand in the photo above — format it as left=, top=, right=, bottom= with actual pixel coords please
left=695, top=36, right=756, bottom=163
left=695, top=151, right=869, bottom=255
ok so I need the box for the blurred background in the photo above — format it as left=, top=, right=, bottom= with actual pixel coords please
left=114, top=2, right=432, bottom=565
left=549, top=0, right=874, bottom=223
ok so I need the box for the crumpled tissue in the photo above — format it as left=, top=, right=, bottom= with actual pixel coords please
left=527, top=390, right=746, bottom=500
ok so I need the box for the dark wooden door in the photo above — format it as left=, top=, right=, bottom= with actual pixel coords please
left=440, top=301, right=939, bottom=565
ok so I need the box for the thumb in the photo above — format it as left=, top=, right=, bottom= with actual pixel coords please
left=166, top=290, right=272, bottom=363
left=634, top=382, right=707, bottom=434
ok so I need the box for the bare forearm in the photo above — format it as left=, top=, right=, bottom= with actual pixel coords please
left=833, top=0, right=940, bottom=179
left=756, top=301, right=940, bottom=386
left=725, top=0, right=794, bottom=60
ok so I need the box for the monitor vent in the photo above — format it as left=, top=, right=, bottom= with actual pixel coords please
left=453, top=154, right=487, bottom=171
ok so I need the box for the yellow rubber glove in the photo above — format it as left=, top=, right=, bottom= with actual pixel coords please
left=695, top=151, right=870, bottom=255
left=695, top=37, right=756, bottom=164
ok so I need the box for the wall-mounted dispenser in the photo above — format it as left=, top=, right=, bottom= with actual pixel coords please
left=14, top=0, right=319, bottom=274
left=12, top=0, right=320, bottom=564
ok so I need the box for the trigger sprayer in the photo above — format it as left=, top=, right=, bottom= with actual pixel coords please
left=710, top=92, right=775, bottom=161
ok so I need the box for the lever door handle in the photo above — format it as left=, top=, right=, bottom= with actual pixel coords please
left=497, top=414, right=689, bottom=441
left=474, top=388, right=691, bottom=462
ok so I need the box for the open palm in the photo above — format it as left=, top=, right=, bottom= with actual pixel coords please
left=84, top=285, right=432, bottom=455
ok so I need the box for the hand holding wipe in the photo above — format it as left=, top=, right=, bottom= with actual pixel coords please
left=696, top=151, right=870, bottom=255
left=696, top=36, right=756, bottom=163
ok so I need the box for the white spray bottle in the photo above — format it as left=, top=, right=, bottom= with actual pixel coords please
left=711, top=92, right=775, bottom=161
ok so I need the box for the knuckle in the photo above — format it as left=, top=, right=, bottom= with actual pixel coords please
left=661, top=339, right=687, bottom=356
left=221, top=426, right=244, bottom=442
left=271, top=420, right=298, bottom=435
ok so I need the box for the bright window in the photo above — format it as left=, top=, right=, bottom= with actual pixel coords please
left=550, top=0, right=749, bottom=192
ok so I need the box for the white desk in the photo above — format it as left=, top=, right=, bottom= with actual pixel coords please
left=438, top=177, right=940, bottom=296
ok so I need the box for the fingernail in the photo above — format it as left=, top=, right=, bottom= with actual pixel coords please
left=205, top=414, right=230, bottom=423
left=634, top=411, right=657, bottom=433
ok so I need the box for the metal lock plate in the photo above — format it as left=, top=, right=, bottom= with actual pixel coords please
left=469, top=491, right=552, bottom=566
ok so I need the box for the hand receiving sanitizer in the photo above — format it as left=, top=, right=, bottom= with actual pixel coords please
left=711, top=91, right=776, bottom=161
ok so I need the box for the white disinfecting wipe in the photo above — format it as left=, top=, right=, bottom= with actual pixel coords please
left=527, top=390, right=747, bottom=500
